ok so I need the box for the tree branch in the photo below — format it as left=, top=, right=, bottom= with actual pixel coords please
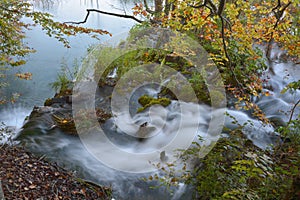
left=207, top=0, right=218, bottom=14
left=189, top=0, right=218, bottom=16
left=217, top=0, right=226, bottom=16
left=288, top=99, right=300, bottom=125
left=188, top=0, right=214, bottom=20
left=0, top=5, right=21, bottom=13
left=189, top=0, right=237, bottom=86
left=220, top=16, right=241, bottom=88
left=272, top=0, right=282, bottom=13
left=64, top=9, right=143, bottom=24
left=273, top=1, right=291, bottom=29
left=143, top=0, right=155, bottom=14
left=188, top=0, right=207, bottom=8
left=266, top=1, right=291, bottom=61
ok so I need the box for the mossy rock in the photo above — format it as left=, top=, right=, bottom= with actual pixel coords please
left=52, top=113, right=77, bottom=135
left=96, top=108, right=112, bottom=123
left=55, top=89, right=72, bottom=98
left=137, top=95, right=171, bottom=113
left=44, top=98, right=53, bottom=106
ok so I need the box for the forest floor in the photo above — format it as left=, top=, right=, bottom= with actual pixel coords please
left=0, top=144, right=111, bottom=200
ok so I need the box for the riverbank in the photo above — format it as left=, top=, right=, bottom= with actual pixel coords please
left=0, top=144, right=111, bottom=200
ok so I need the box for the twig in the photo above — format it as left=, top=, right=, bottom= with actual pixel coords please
left=143, top=0, right=155, bottom=14
left=288, top=99, right=300, bottom=124
left=266, top=1, right=291, bottom=61
left=38, top=154, right=47, bottom=161
left=273, top=2, right=291, bottom=29
left=64, top=9, right=143, bottom=24
left=273, top=98, right=299, bottom=154
left=189, top=0, right=218, bottom=17
left=271, top=0, right=281, bottom=13
left=189, top=0, right=239, bottom=87
left=220, top=15, right=242, bottom=89
left=217, top=0, right=226, bottom=16
left=188, top=0, right=208, bottom=9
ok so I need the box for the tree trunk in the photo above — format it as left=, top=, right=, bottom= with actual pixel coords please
left=155, top=0, right=163, bottom=13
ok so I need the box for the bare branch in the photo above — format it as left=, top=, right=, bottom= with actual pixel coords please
left=143, top=0, right=155, bottom=14
left=207, top=0, right=218, bottom=14
left=274, top=1, right=291, bottom=28
left=188, top=0, right=216, bottom=19
left=272, top=0, right=282, bottom=13
left=288, top=99, right=300, bottom=125
left=266, top=1, right=291, bottom=61
left=188, top=0, right=207, bottom=9
left=155, top=0, right=163, bottom=13
left=188, top=0, right=237, bottom=86
left=217, top=0, right=226, bottom=16
left=220, top=16, right=242, bottom=88
left=189, top=0, right=224, bottom=18
left=64, top=9, right=143, bottom=24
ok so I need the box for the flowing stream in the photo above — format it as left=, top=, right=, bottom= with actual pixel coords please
left=0, top=1, right=299, bottom=199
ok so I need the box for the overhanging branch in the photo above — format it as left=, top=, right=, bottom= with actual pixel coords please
left=143, top=0, right=155, bottom=14
left=266, top=1, right=291, bottom=61
left=288, top=99, right=300, bottom=124
left=64, top=9, right=143, bottom=24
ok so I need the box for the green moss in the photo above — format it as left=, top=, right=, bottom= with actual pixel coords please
left=92, top=26, right=212, bottom=106
left=137, top=95, right=171, bottom=113
left=44, top=98, right=53, bottom=106
left=138, top=95, right=153, bottom=107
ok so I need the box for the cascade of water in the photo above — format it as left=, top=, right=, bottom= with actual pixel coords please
left=1, top=1, right=299, bottom=199
left=0, top=105, right=31, bottom=144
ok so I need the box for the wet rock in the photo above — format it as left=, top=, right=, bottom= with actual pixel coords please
left=21, top=104, right=77, bottom=135
left=44, top=98, right=53, bottom=106
left=22, top=106, right=55, bottom=129
left=51, top=110, right=76, bottom=134
left=160, top=150, right=168, bottom=162
left=22, top=84, right=113, bottom=136
left=96, top=108, right=112, bottom=123
left=44, top=95, right=72, bottom=107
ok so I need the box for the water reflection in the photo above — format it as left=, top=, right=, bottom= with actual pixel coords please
left=3, top=0, right=137, bottom=107
left=80, top=0, right=100, bottom=8
left=31, top=0, right=139, bottom=11
left=30, top=0, right=60, bottom=11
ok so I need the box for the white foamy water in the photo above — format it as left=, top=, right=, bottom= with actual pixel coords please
left=112, top=101, right=213, bottom=153
left=10, top=58, right=299, bottom=199
left=18, top=99, right=219, bottom=199
left=0, top=105, right=31, bottom=144
left=0, top=1, right=297, bottom=198
left=258, top=46, right=300, bottom=124
left=224, top=110, right=278, bottom=149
